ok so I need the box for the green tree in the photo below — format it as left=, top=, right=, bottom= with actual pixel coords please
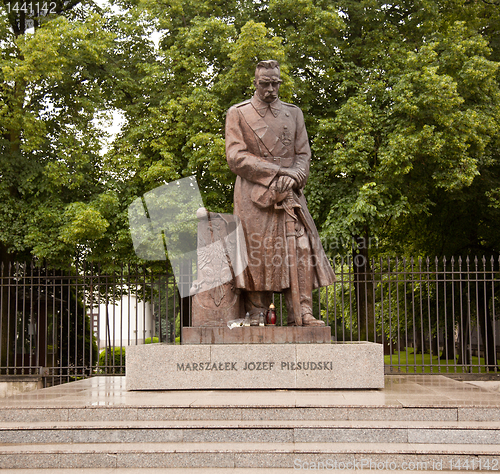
left=311, top=0, right=499, bottom=254
left=308, top=0, right=500, bottom=341
left=0, top=0, right=155, bottom=365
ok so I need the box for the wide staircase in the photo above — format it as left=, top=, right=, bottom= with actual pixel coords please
left=1, top=376, right=500, bottom=471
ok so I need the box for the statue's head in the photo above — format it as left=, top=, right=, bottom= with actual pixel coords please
left=254, top=60, right=282, bottom=103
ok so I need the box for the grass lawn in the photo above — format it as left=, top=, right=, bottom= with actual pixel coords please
left=385, top=348, right=500, bottom=374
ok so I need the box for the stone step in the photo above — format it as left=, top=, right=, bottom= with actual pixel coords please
left=1, top=442, right=500, bottom=470
left=0, top=470, right=338, bottom=474
left=0, top=471, right=492, bottom=474
left=1, top=420, right=500, bottom=445
left=1, top=405, right=499, bottom=423
left=0, top=470, right=312, bottom=474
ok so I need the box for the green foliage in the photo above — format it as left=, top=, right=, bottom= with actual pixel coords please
left=98, top=346, right=125, bottom=374
left=1, top=0, right=500, bottom=268
left=0, top=0, right=155, bottom=267
left=145, top=337, right=159, bottom=344
left=2, top=0, right=500, bottom=377
left=385, top=348, right=500, bottom=374
left=309, top=1, right=500, bottom=258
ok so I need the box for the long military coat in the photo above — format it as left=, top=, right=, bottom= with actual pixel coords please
left=225, top=93, right=335, bottom=292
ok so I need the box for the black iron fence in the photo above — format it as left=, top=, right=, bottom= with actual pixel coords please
left=328, top=256, right=499, bottom=375
left=0, top=256, right=498, bottom=386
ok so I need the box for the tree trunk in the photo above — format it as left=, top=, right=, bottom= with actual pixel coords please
left=457, top=281, right=471, bottom=366
left=440, top=289, right=456, bottom=360
left=431, top=332, right=439, bottom=360
left=441, top=324, right=456, bottom=360
left=353, top=233, right=375, bottom=342
left=477, top=286, right=497, bottom=371
left=414, top=336, right=422, bottom=357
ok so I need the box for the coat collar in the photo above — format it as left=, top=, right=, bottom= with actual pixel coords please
left=251, top=93, right=281, bottom=118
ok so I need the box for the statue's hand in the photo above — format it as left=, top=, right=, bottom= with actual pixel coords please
left=276, top=175, right=295, bottom=193
left=279, top=168, right=306, bottom=187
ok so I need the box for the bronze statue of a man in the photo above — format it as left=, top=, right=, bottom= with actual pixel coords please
left=225, top=60, right=335, bottom=326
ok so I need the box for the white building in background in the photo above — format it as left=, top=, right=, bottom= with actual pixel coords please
left=90, top=295, right=154, bottom=348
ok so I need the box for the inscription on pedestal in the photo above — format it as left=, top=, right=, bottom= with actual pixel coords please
left=175, top=360, right=336, bottom=372
left=126, top=342, right=384, bottom=390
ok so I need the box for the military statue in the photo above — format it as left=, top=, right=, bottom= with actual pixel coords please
left=225, top=60, right=336, bottom=327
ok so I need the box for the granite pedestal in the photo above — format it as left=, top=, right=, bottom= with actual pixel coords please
left=182, top=326, right=331, bottom=344
left=126, top=341, right=384, bottom=390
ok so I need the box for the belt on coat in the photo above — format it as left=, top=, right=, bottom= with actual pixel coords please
left=261, top=155, right=294, bottom=167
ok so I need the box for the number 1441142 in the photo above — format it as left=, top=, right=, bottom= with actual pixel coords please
left=5, top=2, right=56, bottom=15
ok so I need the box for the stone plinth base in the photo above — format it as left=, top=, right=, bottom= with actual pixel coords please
left=126, top=342, right=384, bottom=390
left=0, top=375, right=42, bottom=399
left=182, top=326, right=331, bottom=344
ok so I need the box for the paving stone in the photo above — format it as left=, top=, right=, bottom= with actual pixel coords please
left=408, top=428, right=500, bottom=445
left=458, top=407, right=500, bottom=421
left=68, top=408, right=139, bottom=422
left=240, top=407, right=351, bottom=421
left=293, top=427, right=408, bottom=443
left=346, top=407, right=458, bottom=421
left=116, top=453, right=235, bottom=469
left=1, top=442, right=499, bottom=469
left=183, top=428, right=293, bottom=443
left=0, top=453, right=117, bottom=469
left=0, top=408, right=69, bottom=422
left=2, top=375, right=500, bottom=470
left=137, top=407, right=243, bottom=421
left=70, top=428, right=184, bottom=444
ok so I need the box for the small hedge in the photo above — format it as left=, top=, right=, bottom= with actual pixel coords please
left=98, top=347, right=125, bottom=374
left=98, top=338, right=160, bottom=374
left=145, top=337, right=159, bottom=344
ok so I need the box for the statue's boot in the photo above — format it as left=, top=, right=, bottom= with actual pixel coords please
left=283, top=227, right=326, bottom=327
left=287, top=307, right=325, bottom=326
left=284, top=292, right=325, bottom=327
left=301, top=313, right=326, bottom=326
left=284, top=253, right=325, bottom=326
